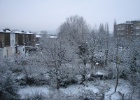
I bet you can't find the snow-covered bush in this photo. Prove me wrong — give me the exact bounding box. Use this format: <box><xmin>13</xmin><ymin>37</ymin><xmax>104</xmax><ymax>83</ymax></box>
<box><xmin>78</xmin><ymin>90</ymin><xmax>96</xmax><ymax>100</ymax></box>
<box><xmin>0</xmin><ymin>59</ymin><xmax>11</xmax><ymax>74</ymax></box>
<box><xmin>58</xmin><ymin>65</ymin><xmax>78</xmax><ymax>87</ymax></box>
<box><xmin>25</xmin><ymin>74</ymin><xmax>50</xmax><ymax>86</ymax></box>
<box><xmin>48</xmin><ymin>67</ymin><xmax>77</xmax><ymax>88</ymax></box>
<box><xmin>74</xmin><ymin>74</ymin><xmax>83</xmax><ymax>84</ymax></box>
<box><xmin>14</xmin><ymin>73</ymin><xmax>27</xmax><ymax>85</ymax></box>
<box><xmin>47</xmin><ymin>63</ymin><xmax>82</xmax><ymax>88</ymax></box>
<box><xmin>78</xmin><ymin>90</ymin><xmax>104</xmax><ymax>100</ymax></box>
<box><xmin>0</xmin><ymin>71</ymin><xmax>20</xmax><ymax>100</ymax></box>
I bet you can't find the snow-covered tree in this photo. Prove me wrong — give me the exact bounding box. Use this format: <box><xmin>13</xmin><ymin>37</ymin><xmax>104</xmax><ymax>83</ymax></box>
<box><xmin>58</xmin><ymin>15</ymin><xmax>91</xmax><ymax>85</ymax></box>
<box><xmin>0</xmin><ymin>71</ymin><xmax>20</xmax><ymax>100</ymax></box>
<box><xmin>87</xmin><ymin>29</ymin><xmax>98</xmax><ymax>74</ymax></box>
<box><xmin>39</xmin><ymin>36</ymin><xmax>74</xmax><ymax>89</ymax></box>
<box><xmin>89</xmin><ymin>23</ymin><xmax>110</xmax><ymax>67</ymax></box>
<box><xmin>58</xmin><ymin>15</ymin><xmax>89</xmax><ymax>47</ymax></box>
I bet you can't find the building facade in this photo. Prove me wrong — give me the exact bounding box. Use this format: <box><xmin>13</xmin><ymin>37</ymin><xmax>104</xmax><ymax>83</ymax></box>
<box><xmin>114</xmin><ymin>20</ymin><xmax>140</xmax><ymax>37</ymax></box>
<box><xmin>0</xmin><ymin>29</ymin><xmax>35</xmax><ymax>58</ymax></box>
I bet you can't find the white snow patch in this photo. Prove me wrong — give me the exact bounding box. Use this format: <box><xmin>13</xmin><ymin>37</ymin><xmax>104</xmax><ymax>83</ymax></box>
<box><xmin>49</xmin><ymin>35</ymin><xmax>57</xmax><ymax>38</ymax></box>
<box><xmin>60</xmin><ymin>84</ymin><xmax>99</xmax><ymax>96</ymax></box>
<box><xmin>85</xmin><ymin>84</ymin><xmax>99</xmax><ymax>93</ymax></box>
<box><xmin>13</xmin><ymin>31</ymin><xmax>23</xmax><ymax>34</ymax></box>
<box><xmin>36</xmin><ymin>34</ymin><xmax>41</xmax><ymax>38</ymax></box>
<box><xmin>16</xmin><ymin>74</ymin><xmax>25</xmax><ymax>80</ymax></box>
<box><xmin>95</xmin><ymin>70</ymin><xmax>108</xmax><ymax>76</ymax></box>
<box><xmin>25</xmin><ymin>32</ymin><xmax>34</xmax><ymax>34</ymax></box>
<box><xmin>111</xmin><ymin>92</ymin><xmax>123</xmax><ymax>100</ymax></box>
<box><xmin>96</xmin><ymin>71</ymin><xmax>104</xmax><ymax>75</ymax></box>
<box><xmin>105</xmin><ymin>79</ymin><xmax>132</xmax><ymax>100</ymax></box>
<box><xmin>18</xmin><ymin>86</ymin><xmax>49</xmax><ymax>99</ymax></box>
<box><xmin>35</xmin><ymin>44</ymin><xmax>40</xmax><ymax>46</ymax></box>
<box><xmin>96</xmin><ymin>62</ymin><xmax>99</xmax><ymax>65</ymax></box>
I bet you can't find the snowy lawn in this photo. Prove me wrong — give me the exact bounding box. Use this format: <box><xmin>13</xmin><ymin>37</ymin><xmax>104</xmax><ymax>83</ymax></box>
<box><xmin>60</xmin><ymin>82</ymin><xmax>99</xmax><ymax>96</ymax></box>
<box><xmin>104</xmin><ymin>79</ymin><xmax>132</xmax><ymax>100</ymax></box>
<box><xmin>18</xmin><ymin>86</ymin><xmax>50</xmax><ymax>99</ymax></box>
<box><xmin>18</xmin><ymin>79</ymin><xmax>133</xmax><ymax>100</ymax></box>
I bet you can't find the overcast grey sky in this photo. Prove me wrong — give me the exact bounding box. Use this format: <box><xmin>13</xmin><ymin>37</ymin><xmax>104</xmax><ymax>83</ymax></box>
<box><xmin>0</xmin><ymin>0</ymin><xmax>140</xmax><ymax>33</ymax></box>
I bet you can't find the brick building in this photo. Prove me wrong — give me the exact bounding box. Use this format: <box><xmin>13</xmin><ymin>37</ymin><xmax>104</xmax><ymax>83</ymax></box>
<box><xmin>114</xmin><ymin>20</ymin><xmax>140</xmax><ymax>37</ymax></box>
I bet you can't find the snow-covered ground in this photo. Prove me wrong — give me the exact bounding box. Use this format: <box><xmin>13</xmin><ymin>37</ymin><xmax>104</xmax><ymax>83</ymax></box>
<box><xmin>18</xmin><ymin>86</ymin><xmax>49</xmax><ymax>99</ymax></box>
<box><xmin>104</xmin><ymin>79</ymin><xmax>132</xmax><ymax>100</ymax></box>
<box><xmin>18</xmin><ymin>79</ymin><xmax>138</xmax><ymax>100</ymax></box>
<box><xmin>60</xmin><ymin>83</ymin><xmax>99</xmax><ymax>96</ymax></box>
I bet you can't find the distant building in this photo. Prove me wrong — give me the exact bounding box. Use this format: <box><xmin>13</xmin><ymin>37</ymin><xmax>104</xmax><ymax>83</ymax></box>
<box><xmin>114</xmin><ymin>20</ymin><xmax>140</xmax><ymax>37</ymax></box>
<box><xmin>0</xmin><ymin>29</ymin><xmax>35</xmax><ymax>58</ymax></box>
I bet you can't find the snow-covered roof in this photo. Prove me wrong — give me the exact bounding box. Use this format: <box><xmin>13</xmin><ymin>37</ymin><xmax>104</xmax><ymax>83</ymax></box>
<box><xmin>13</xmin><ymin>31</ymin><xmax>23</xmax><ymax>34</ymax></box>
<box><xmin>0</xmin><ymin>29</ymin><xmax>37</xmax><ymax>35</ymax></box>
<box><xmin>36</xmin><ymin>34</ymin><xmax>41</xmax><ymax>38</ymax></box>
<box><xmin>25</xmin><ymin>32</ymin><xmax>34</xmax><ymax>34</ymax></box>
<box><xmin>5</xmin><ymin>30</ymin><xmax>11</xmax><ymax>33</ymax></box>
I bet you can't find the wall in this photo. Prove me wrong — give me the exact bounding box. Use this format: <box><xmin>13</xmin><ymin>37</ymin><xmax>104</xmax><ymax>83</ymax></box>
<box><xmin>3</xmin><ymin>47</ymin><xmax>15</xmax><ymax>57</ymax></box>
<box><xmin>0</xmin><ymin>46</ymin><xmax>25</xmax><ymax>58</ymax></box>
<box><xmin>0</xmin><ymin>48</ymin><xmax>3</xmax><ymax>60</ymax></box>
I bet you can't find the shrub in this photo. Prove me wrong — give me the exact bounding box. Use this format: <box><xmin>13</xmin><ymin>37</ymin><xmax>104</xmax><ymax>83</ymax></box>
<box><xmin>0</xmin><ymin>71</ymin><xmax>20</xmax><ymax>100</ymax></box>
<box><xmin>59</xmin><ymin>78</ymin><xmax>77</xmax><ymax>88</ymax></box>
<box><xmin>78</xmin><ymin>90</ymin><xmax>96</xmax><ymax>100</ymax></box>
<box><xmin>24</xmin><ymin>74</ymin><xmax>49</xmax><ymax>86</ymax></box>
<box><xmin>78</xmin><ymin>90</ymin><xmax>104</xmax><ymax>100</ymax></box>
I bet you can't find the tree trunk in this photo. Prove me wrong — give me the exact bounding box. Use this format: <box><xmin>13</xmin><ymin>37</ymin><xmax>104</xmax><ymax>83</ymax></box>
<box><xmin>105</xmin><ymin>33</ymin><xmax>109</xmax><ymax>66</ymax></box>
<box><xmin>91</xmin><ymin>56</ymin><xmax>94</xmax><ymax>75</ymax></box>
<box><xmin>81</xmin><ymin>60</ymin><xmax>87</xmax><ymax>86</ymax></box>
<box><xmin>56</xmin><ymin>66</ymin><xmax>60</xmax><ymax>90</ymax></box>
<box><xmin>115</xmin><ymin>37</ymin><xmax>119</xmax><ymax>93</ymax></box>
<box><xmin>115</xmin><ymin>63</ymin><xmax>119</xmax><ymax>92</ymax></box>
<box><xmin>56</xmin><ymin>77</ymin><xmax>60</xmax><ymax>90</ymax></box>
<box><xmin>105</xmin><ymin>49</ymin><xmax>108</xmax><ymax>65</ymax></box>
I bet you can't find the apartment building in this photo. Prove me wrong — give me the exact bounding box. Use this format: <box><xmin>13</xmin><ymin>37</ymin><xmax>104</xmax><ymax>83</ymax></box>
<box><xmin>0</xmin><ymin>29</ymin><xmax>35</xmax><ymax>58</ymax></box>
<box><xmin>114</xmin><ymin>20</ymin><xmax>140</xmax><ymax>37</ymax></box>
